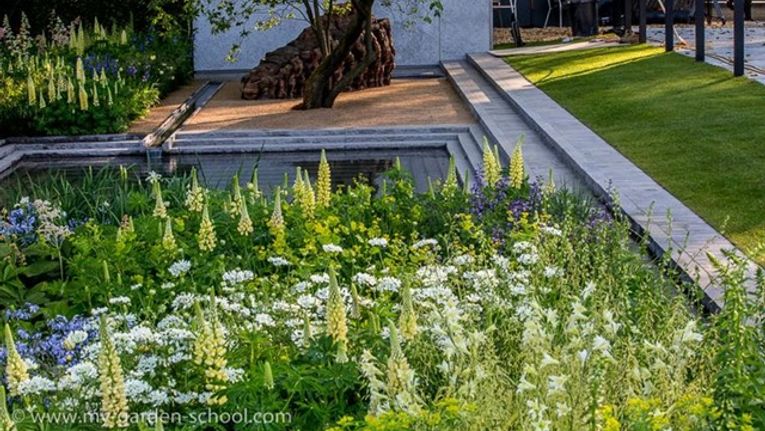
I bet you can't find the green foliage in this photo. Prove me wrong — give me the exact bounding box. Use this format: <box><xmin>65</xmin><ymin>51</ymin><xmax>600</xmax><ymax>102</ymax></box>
<box><xmin>0</xmin><ymin>160</ymin><xmax>763</xmax><ymax>430</ymax></box>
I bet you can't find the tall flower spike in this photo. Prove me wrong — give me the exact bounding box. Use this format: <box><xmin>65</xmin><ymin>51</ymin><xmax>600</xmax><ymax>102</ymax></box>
<box><xmin>510</xmin><ymin>136</ymin><xmax>525</xmax><ymax>190</ymax></box>
<box><xmin>302</xmin><ymin>312</ymin><xmax>313</xmax><ymax>348</ymax></box>
<box><xmin>27</xmin><ymin>75</ymin><xmax>36</xmax><ymax>106</ymax></box>
<box><xmin>3</xmin><ymin>323</ymin><xmax>29</xmax><ymax>397</ymax></box>
<box><xmin>0</xmin><ymin>385</ymin><xmax>15</xmax><ymax>431</ymax></box>
<box><xmin>482</xmin><ymin>138</ymin><xmax>500</xmax><ymax>187</ymax></box>
<box><xmin>292</xmin><ymin>167</ymin><xmax>305</xmax><ymax>202</ymax></box>
<box><xmin>193</xmin><ymin>299</ymin><xmax>229</xmax><ymax>406</ymax></box>
<box><xmin>197</xmin><ymin>203</ymin><xmax>217</xmax><ymax>252</ymax></box>
<box><xmin>226</xmin><ymin>174</ymin><xmax>243</xmax><ymax>218</ymax></box>
<box><xmin>98</xmin><ymin>316</ymin><xmax>129</xmax><ymax>429</ymax></box>
<box><xmin>398</xmin><ymin>283</ymin><xmax>417</xmax><ymax>341</ymax></box>
<box><xmin>544</xmin><ymin>168</ymin><xmax>556</xmax><ymax>197</ymax></box>
<box><xmin>300</xmin><ymin>170</ymin><xmax>316</xmax><ymax>218</ymax></box>
<box><xmin>268</xmin><ymin>188</ymin><xmax>285</xmax><ymax>234</ymax></box>
<box><xmin>162</xmin><ymin>219</ymin><xmax>176</xmax><ymax>251</ymax></box>
<box><xmin>152</xmin><ymin>181</ymin><xmax>167</xmax><ymax>219</ymax></box>
<box><xmin>247</xmin><ymin>168</ymin><xmax>261</xmax><ymax>201</ymax></box>
<box><xmin>66</xmin><ymin>78</ymin><xmax>74</xmax><ymax>104</ymax></box>
<box><xmin>76</xmin><ymin>57</ymin><xmax>85</xmax><ymax>82</ymax></box>
<box><xmin>78</xmin><ymin>84</ymin><xmax>88</xmax><ymax>111</ymax></box>
<box><xmin>120</xmin><ymin>29</ymin><xmax>127</xmax><ymax>45</ymax></box>
<box><xmin>185</xmin><ymin>167</ymin><xmax>205</xmax><ymax>212</ymax></box>
<box><xmin>237</xmin><ymin>196</ymin><xmax>253</xmax><ymax>236</ymax></box>
<box><xmin>92</xmin><ymin>82</ymin><xmax>100</xmax><ymax>107</ymax></box>
<box><xmin>443</xmin><ymin>157</ymin><xmax>458</xmax><ymax>195</ymax></box>
<box><xmin>316</xmin><ymin>150</ymin><xmax>332</xmax><ymax>208</ymax></box>
<box><xmin>326</xmin><ymin>268</ymin><xmax>349</xmax><ymax>363</ymax></box>
<box><xmin>385</xmin><ymin>322</ymin><xmax>419</xmax><ymax>413</ymax></box>
<box><xmin>263</xmin><ymin>361</ymin><xmax>274</xmax><ymax>390</ymax></box>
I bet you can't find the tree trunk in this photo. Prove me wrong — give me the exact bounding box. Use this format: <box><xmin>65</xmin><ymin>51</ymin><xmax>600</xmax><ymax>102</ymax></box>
<box><xmin>300</xmin><ymin>0</ymin><xmax>375</xmax><ymax>109</ymax></box>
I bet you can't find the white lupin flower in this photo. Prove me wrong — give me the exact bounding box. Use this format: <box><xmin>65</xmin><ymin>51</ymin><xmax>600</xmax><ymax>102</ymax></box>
<box><xmin>169</xmin><ymin>260</ymin><xmax>191</xmax><ymax>278</ymax></box>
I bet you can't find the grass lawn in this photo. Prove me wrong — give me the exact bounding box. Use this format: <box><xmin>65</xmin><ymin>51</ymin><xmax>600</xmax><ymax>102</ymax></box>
<box><xmin>506</xmin><ymin>45</ymin><xmax>765</xmax><ymax>263</ymax></box>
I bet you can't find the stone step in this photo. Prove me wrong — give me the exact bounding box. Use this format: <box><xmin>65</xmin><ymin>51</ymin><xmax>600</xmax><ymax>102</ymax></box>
<box><xmin>171</xmin><ymin>132</ymin><xmax>466</xmax><ymax>148</ymax></box>
<box><xmin>442</xmin><ymin>59</ymin><xmax>587</xmax><ymax>191</ymax></box>
<box><xmin>167</xmin><ymin>140</ymin><xmax>453</xmax><ymax>155</ymax></box>
<box><xmin>0</xmin><ymin>151</ymin><xmax>24</xmax><ymax>181</ymax></box>
<box><xmin>20</xmin><ymin>140</ymin><xmax>143</xmax><ymax>152</ymax></box>
<box><xmin>22</xmin><ymin>146</ymin><xmax>147</xmax><ymax>158</ymax></box>
<box><xmin>174</xmin><ymin>125</ymin><xmax>472</xmax><ymax>140</ymax></box>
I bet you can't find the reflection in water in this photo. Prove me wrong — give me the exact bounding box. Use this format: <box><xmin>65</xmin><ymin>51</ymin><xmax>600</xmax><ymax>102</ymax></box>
<box><xmin>3</xmin><ymin>148</ymin><xmax>451</xmax><ymax>195</ymax></box>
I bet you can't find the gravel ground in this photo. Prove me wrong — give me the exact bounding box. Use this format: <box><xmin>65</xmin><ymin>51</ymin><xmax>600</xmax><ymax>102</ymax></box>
<box><xmin>182</xmin><ymin>78</ymin><xmax>475</xmax><ymax>131</ymax></box>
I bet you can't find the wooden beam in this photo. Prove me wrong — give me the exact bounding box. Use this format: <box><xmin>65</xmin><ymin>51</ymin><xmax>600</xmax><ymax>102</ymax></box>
<box><xmin>734</xmin><ymin>0</ymin><xmax>745</xmax><ymax>76</ymax></box>
<box><xmin>639</xmin><ymin>0</ymin><xmax>647</xmax><ymax>43</ymax></box>
<box><xmin>665</xmin><ymin>0</ymin><xmax>674</xmax><ymax>51</ymax></box>
<box><xmin>695</xmin><ymin>0</ymin><xmax>704</xmax><ymax>61</ymax></box>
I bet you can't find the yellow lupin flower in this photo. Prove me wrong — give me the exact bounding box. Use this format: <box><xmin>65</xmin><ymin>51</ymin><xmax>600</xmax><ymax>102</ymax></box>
<box><xmin>78</xmin><ymin>84</ymin><xmax>88</xmax><ymax>111</ymax></box>
<box><xmin>66</xmin><ymin>77</ymin><xmax>74</xmax><ymax>104</ymax></box>
<box><xmin>225</xmin><ymin>175</ymin><xmax>243</xmax><ymax>218</ymax></box>
<box><xmin>76</xmin><ymin>57</ymin><xmax>85</xmax><ymax>83</ymax></box>
<box><xmin>92</xmin><ymin>82</ymin><xmax>100</xmax><ymax>107</ymax></box>
<box><xmin>268</xmin><ymin>188</ymin><xmax>285</xmax><ymax>235</ymax></box>
<box><xmin>197</xmin><ymin>204</ymin><xmax>217</xmax><ymax>252</ymax></box>
<box><xmin>120</xmin><ymin>30</ymin><xmax>128</xmax><ymax>45</ymax></box>
<box><xmin>326</xmin><ymin>268</ymin><xmax>349</xmax><ymax>363</ymax></box>
<box><xmin>38</xmin><ymin>90</ymin><xmax>46</xmax><ymax>109</ymax></box>
<box><xmin>193</xmin><ymin>299</ymin><xmax>229</xmax><ymax>406</ymax></box>
<box><xmin>398</xmin><ymin>283</ymin><xmax>417</xmax><ymax>341</ymax></box>
<box><xmin>162</xmin><ymin>219</ymin><xmax>176</xmax><ymax>251</ymax></box>
<box><xmin>98</xmin><ymin>316</ymin><xmax>129</xmax><ymax>429</ymax></box>
<box><xmin>509</xmin><ymin>136</ymin><xmax>525</xmax><ymax>190</ymax></box>
<box><xmin>292</xmin><ymin>167</ymin><xmax>306</xmax><ymax>203</ymax></box>
<box><xmin>237</xmin><ymin>197</ymin><xmax>253</xmax><ymax>236</ymax></box>
<box><xmin>184</xmin><ymin>168</ymin><xmax>205</xmax><ymax>212</ymax></box>
<box><xmin>47</xmin><ymin>76</ymin><xmax>56</xmax><ymax>102</ymax></box>
<box><xmin>152</xmin><ymin>182</ymin><xmax>167</xmax><ymax>219</ymax></box>
<box><xmin>27</xmin><ymin>76</ymin><xmax>36</xmax><ymax>106</ymax></box>
<box><xmin>0</xmin><ymin>385</ymin><xmax>15</xmax><ymax>431</ymax></box>
<box><xmin>543</xmin><ymin>168</ymin><xmax>556</xmax><ymax>197</ymax></box>
<box><xmin>300</xmin><ymin>170</ymin><xmax>316</xmax><ymax>218</ymax></box>
<box><xmin>3</xmin><ymin>324</ymin><xmax>29</xmax><ymax>397</ymax></box>
<box><xmin>316</xmin><ymin>150</ymin><xmax>332</xmax><ymax>208</ymax></box>
<box><xmin>482</xmin><ymin>138</ymin><xmax>501</xmax><ymax>187</ymax></box>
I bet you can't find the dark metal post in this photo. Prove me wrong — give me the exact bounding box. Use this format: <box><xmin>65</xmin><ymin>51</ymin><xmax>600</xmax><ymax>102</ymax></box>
<box><xmin>639</xmin><ymin>0</ymin><xmax>647</xmax><ymax>43</ymax></box>
<box><xmin>734</xmin><ymin>0</ymin><xmax>745</xmax><ymax>76</ymax></box>
<box><xmin>625</xmin><ymin>0</ymin><xmax>633</xmax><ymax>35</ymax></box>
<box><xmin>695</xmin><ymin>0</ymin><xmax>705</xmax><ymax>61</ymax></box>
<box><xmin>665</xmin><ymin>0</ymin><xmax>674</xmax><ymax>51</ymax></box>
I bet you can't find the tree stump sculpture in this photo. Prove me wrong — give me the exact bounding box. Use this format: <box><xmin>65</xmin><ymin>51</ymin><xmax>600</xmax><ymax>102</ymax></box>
<box><xmin>241</xmin><ymin>12</ymin><xmax>395</xmax><ymax>100</ymax></box>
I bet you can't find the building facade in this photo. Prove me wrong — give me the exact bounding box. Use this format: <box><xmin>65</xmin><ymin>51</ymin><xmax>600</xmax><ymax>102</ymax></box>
<box><xmin>193</xmin><ymin>0</ymin><xmax>492</xmax><ymax>72</ymax></box>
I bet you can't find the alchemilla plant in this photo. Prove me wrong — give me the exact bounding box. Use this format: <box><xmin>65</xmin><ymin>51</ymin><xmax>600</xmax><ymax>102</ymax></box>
<box><xmin>0</xmin><ymin>146</ymin><xmax>763</xmax><ymax>430</ymax></box>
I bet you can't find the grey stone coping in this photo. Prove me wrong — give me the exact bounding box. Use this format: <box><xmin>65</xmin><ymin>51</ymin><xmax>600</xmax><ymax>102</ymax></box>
<box><xmin>490</xmin><ymin>40</ymin><xmax>622</xmax><ymax>57</ymax></box>
<box><xmin>467</xmin><ymin>52</ymin><xmax>759</xmax><ymax>311</ymax></box>
<box><xmin>441</xmin><ymin>59</ymin><xmax>588</xmax><ymax>194</ymax></box>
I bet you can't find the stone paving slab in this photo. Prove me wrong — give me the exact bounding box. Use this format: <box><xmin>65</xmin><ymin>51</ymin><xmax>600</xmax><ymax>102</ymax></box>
<box><xmin>646</xmin><ymin>24</ymin><xmax>765</xmax><ymax>85</ymax></box>
<box><xmin>468</xmin><ymin>52</ymin><xmax>759</xmax><ymax>311</ymax></box>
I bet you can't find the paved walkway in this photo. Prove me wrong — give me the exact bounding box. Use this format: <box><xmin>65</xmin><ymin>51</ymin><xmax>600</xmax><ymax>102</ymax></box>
<box><xmin>462</xmin><ymin>53</ymin><xmax>758</xmax><ymax>311</ymax></box>
<box><xmin>646</xmin><ymin>23</ymin><xmax>765</xmax><ymax>84</ymax></box>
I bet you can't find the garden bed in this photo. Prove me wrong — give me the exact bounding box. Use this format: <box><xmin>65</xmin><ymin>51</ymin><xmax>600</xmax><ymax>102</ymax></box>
<box><xmin>0</xmin><ymin>143</ymin><xmax>763</xmax><ymax>430</ymax></box>
<box><xmin>0</xmin><ymin>13</ymin><xmax>192</xmax><ymax>137</ymax></box>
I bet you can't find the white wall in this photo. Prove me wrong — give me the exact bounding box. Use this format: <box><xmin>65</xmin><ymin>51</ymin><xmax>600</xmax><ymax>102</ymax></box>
<box><xmin>193</xmin><ymin>0</ymin><xmax>492</xmax><ymax>72</ymax></box>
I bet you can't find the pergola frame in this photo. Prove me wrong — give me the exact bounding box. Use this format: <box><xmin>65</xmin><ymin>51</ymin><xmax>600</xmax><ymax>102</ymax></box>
<box><xmin>639</xmin><ymin>0</ymin><xmax>747</xmax><ymax>76</ymax></box>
